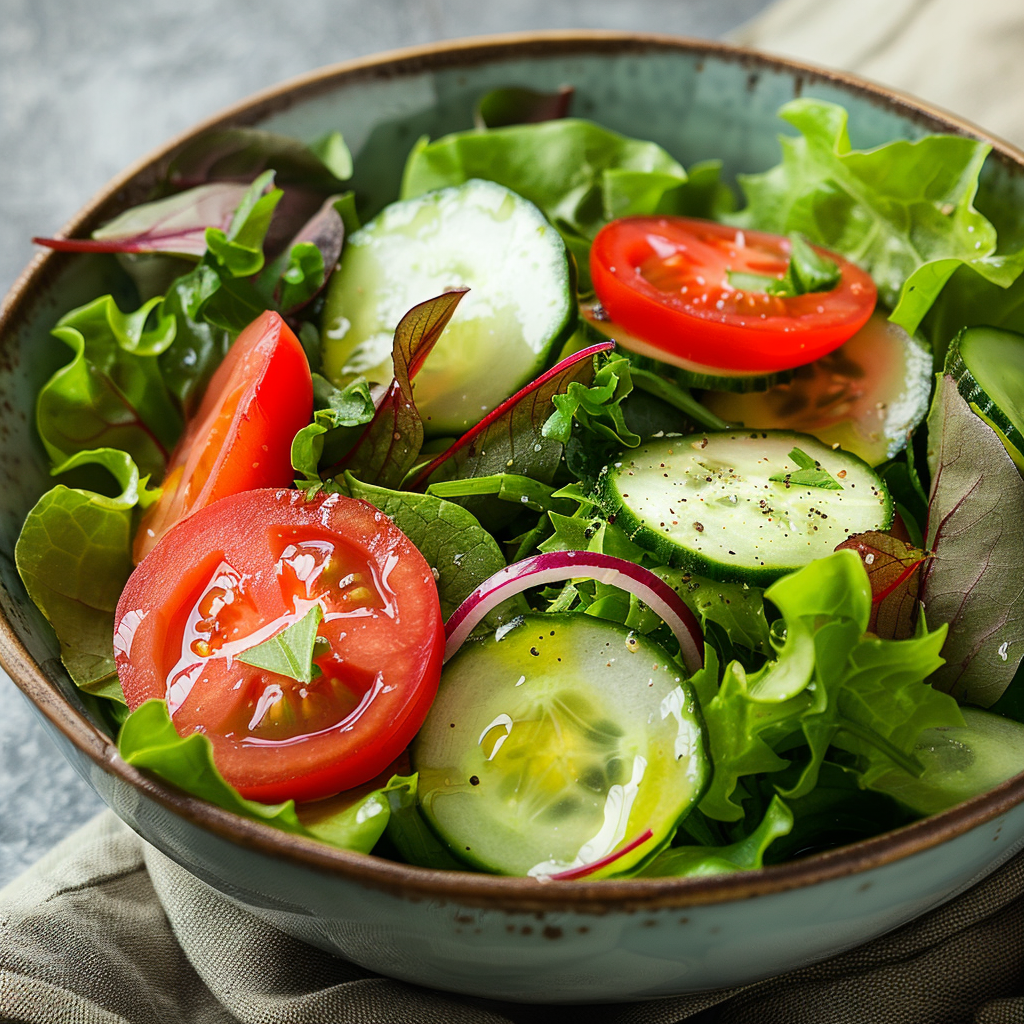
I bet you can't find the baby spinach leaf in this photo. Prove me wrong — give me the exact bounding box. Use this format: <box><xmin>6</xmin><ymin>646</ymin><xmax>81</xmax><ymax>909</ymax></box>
<box><xmin>166</xmin><ymin>127</ymin><xmax>353</xmax><ymax>193</ymax></box>
<box><xmin>474</xmin><ymin>85</ymin><xmax>574</xmax><ymax>130</ymax></box>
<box><xmin>922</xmin><ymin>375</ymin><xmax>1024</xmax><ymax>704</ymax></box>
<box><xmin>119</xmin><ymin>699</ymin><xmax>389</xmax><ymax>853</ymax></box>
<box><xmin>38</xmin><ymin>295</ymin><xmax>182</xmax><ymax>480</ymax></box>
<box><xmin>342</xmin><ymin>474</ymin><xmax>511</xmax><ymax>620</ymax></box>
<box><xmin>338</xmin><ymin>290</ymin><xmax>466</xmax><ymax>489</ymax></box>
<box><xmin>236</xmin><ymin>605</ymin><xmax>324</xmax><ymax>684</ymax></box>
<box><xmin>15</xmin><ymin>449</ymin><xmax>159</xmax><ymax>701</ymax></box>
<box><xmin>638</xmin><ymin>797</ymin><xmax>793</xmax><ymax>877</ymax></box>
<box><xmin>732</xmin><ymin>98</ymin><xmax>1019</xmax><ymax>333</ymax></box>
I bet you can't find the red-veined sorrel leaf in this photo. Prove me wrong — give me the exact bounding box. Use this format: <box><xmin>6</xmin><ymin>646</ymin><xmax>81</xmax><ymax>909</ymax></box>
<box><xmin>336</xmin><ymin>290</ymin><xmax>468</xmax><ymax>488</ymax></box>
<box><xmin>34</xmin><ymin>183</ymin><xmax>250</xmax><ymax>257</ymax></box>
<box><xmin>474</xmin><ymin>85</ymin><xmax>575</xmax><ymax>130</ymax></box>
<box><xmin>272</xmin><ymin>195</ymin><xmax>345</xmax><ymax>313</ymax></box>
<box><xmin>836</xmin><ymin>530</ymin><xmax>927</xmax><ymax>640</ymax></box>
<box><xmin>410</xmin><ymin>342</ymin><xmax>613</xmax><ymax>491</ymax></box>
<box><xmin>921</xmin><ymin>375</ymin><xmax>1024</xmax><ymax>703</ymax></box>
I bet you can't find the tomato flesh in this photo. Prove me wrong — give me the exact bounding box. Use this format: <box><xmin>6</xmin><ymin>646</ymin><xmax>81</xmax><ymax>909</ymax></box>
<box><xmin>115</xmin><ymin>489</ymin><xmax>444</xmax><ymax>803</ymax></box>
<box><xmin>590</xmin><ymin>217</ymin><xmax>877</xmax><ymax>374</ymax></box>
<box><xmin>133</xmin><ymin>310</ymin><xmax>313</xmax><ymax>563</ymax></box>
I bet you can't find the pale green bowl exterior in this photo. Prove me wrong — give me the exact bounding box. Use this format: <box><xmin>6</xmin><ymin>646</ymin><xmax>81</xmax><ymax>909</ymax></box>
<box><xmin>3</xmin><ymin>33</ymin><xmax>1024</xmax><ymax>1003</ymax></box>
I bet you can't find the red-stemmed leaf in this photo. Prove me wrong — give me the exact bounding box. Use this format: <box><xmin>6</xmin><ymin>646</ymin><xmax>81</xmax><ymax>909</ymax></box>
<box><xmin>272</xmin><ymin>195</ymin><xmax>346</xmax><ymax>313</ymax></box>
<box><xmin>409</xmin><ymin>342</ymin><xmax>613</xmax><ymax>491</ymax></box>
<box><xmin>474</xmin><ymin>85</ymin><xmax>575</xmax><ymax>130</ymax></box>
<box><xmin>335</xmin><ymin>290</ymin><xmax>468</xmax><ymax>488</ymax></box>
<box><xmin>921</xmin><ymin>375</ymin><xmax>1024</xmax><ymax>704</ymax></box>
<box><xmin>34</xmin><ymin>183</ymin><xmax>250</xmax><ymax>257</ymax></box>
<box><xmin>835</xmin><ymin>530</ymin><xmax>927</xmax><ymax>640</ymax></box>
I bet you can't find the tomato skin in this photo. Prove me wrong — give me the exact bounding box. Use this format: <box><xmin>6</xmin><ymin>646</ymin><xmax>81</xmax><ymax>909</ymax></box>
<box><xmin>133</xmin><ymin>311</ymin><xmax>313</xmax><ymax>563</ymax></box>
<box><xmin>115</xmin><ymin>489</ymin><xmax>444</xmax><ymax>803</ymax></box>
<box><xmin>589</xmin><ymin>217</ymin><xmax>877</xmax><ymax>374</ymax></box>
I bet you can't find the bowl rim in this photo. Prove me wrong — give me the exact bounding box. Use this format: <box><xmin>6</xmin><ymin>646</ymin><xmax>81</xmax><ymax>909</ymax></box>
<box><xmin>3</xmin><ymin>28</ymin><xmax>1024</xmax><ymax>914</ymax></box>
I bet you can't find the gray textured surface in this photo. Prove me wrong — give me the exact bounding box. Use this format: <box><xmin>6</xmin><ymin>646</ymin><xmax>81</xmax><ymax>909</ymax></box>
<box><xmin>0</xmin><ymin>0</ymin><xmax>770</xmax><ymax>888</ymax></box>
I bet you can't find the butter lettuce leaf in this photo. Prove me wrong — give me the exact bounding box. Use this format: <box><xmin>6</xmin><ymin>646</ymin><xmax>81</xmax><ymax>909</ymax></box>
<box><xmin>119</xmin><ymin>700</ymin><xmax>389</xmax><ymax>853</ymax></box>
<box><xmin>14</xmin><ymin>449</ymin><xmax>159</xmax><ymax>701</ymax></box>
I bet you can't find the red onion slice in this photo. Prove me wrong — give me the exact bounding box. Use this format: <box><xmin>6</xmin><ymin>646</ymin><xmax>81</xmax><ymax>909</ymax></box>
<box><xmin>547</xmin><ymin>829</ymin><xmax>655</xmax><ymax>882</ymax></box>
<box><xmin>443</xmin><ymin>551</ymin><xmax>704</xmax><ymax>674</ymax></box>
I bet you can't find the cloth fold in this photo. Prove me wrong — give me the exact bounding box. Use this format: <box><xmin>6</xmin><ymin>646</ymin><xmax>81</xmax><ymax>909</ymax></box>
<box><xmin>1</xmin><ymin>811</ymin><xmax>1024</xmax><ymax>1024</ymax></box>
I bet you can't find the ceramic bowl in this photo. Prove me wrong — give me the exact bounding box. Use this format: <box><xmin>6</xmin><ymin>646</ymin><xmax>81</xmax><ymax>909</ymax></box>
<box><xmin>3</xmin><ymin>31</ymin><xmax>1024</xmax><ymax>1004</ymax></box>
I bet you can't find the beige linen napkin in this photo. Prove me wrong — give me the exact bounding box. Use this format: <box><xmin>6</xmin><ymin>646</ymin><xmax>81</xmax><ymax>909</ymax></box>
<box><xmin>2</xmin><ymin>811</ymin><xmax>1024</xmax><ymax>1023</ymax></box>
<box><xmin>731</xmin><ymin>0</ymin><xmax>1024</xmax><ymax>148</ymax></box>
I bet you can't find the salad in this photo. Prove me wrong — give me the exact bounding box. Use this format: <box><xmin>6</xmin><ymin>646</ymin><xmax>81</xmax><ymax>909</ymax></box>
<box><xmin>16</xmin><ymin>86</ymin><xmax>1024</xmax><ymax>880</ymax></box>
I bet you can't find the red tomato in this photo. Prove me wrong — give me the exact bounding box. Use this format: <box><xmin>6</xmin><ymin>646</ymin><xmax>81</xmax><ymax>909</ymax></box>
<box><xmin>114</xmin><ymin>489</ymin><xmax>444</xmax><ymax>803</ymax></box>
<box><xmin>133</xmin><ymin>311</ymin><xmax>313</xmax><ymax>563</ymax></box>
<box><xmin>589</xmin><ymin>217</ymin><xmax>876</xmax><ymax>374</ymax></box>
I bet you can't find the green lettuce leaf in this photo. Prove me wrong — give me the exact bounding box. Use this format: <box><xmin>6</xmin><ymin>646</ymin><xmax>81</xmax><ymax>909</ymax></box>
<box><xmin>14</xmin><ymin>449</ymin><xmax>159</xmax><ymax>701</ymax></box>
<box><xmin>401</xmin><ymin>118</ymin><xmax>686</xmax><ymax>241</ymax></box>
<box><xmin>638</xmin><ymin>797</ymin><xmax>793</xmax><ymax>877</ymax></box>
<box><xmin>119</xmin><ymin>700</ymin><xmax>389</xmax><ymax>852</ymax></box>
<box><xmin>731</xmin><ymin>98</ymin><xmax>1021</xmax><ymax>333</ymax></box>
<box><xmin>236</xmin><ymin>605</ymin><xmax>325</xmax><ymax>684</ymax></box>
<box><xmin>37</xmin><ymin>295</ymin><xmax>182</xmax><ymax>479</ymax></box>
<box><xmin>695</xmin><ymin>550</ymin><xmax>960</xmax><ymax>821</ymax></box>
<box><xmin>542</xmin><ymin>352</ymin><xmax>640</xmax><ymax>448</ymax></box>
<box><xmin>291</xmin><ymin>374</ymin><xmax>375</xmax><ymax>489</ymax></box>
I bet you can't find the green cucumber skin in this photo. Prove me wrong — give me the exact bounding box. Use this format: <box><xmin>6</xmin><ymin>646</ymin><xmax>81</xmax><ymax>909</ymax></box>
<box><xmin>948</xmin><ymin>325</ymin><xmax>1024</xmax><ymax>454</ymax></box>
<box><xmin>597</xmin><ymin>431</ymin><xmax>893</xmax><ymax>586</ymax></box>
<box><xmin>412</xmin><ymin>614</ymin><xmax>710</xmax><ymax>878</ymax></box>
<box><xmin>678</xmin><ymin>366</ymin><xmax>794</xmax><ymax>394</ymax></box>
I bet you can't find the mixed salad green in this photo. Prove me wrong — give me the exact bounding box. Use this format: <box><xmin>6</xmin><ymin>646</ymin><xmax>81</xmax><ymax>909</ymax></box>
<box><xmin>15</xmin><ymin>87</ymin><xmax>1024</xmax><ymax>879</ymax></box>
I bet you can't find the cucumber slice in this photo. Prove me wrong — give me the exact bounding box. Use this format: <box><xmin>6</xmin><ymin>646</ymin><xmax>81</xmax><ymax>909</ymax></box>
<box><xmin>412</xmin><ymin>614</ymin><xmax>709</xmax><ymax>878</ymax></box>
<box><xmin>866</xmin><ymin>708</ymin><xmax>1024</xmax><ymax>816</ymax></box>
<box><xmin>598</xmin><ymin>431</ymin><xmax>892</xmax><ymax>585</ymax></box>
<box><xmin>703</xmin><ymin>312</ymin><xmax>932</xmax><ymax>465</ymax></box>
<box><xmin>321</xmin><ymin>179</ymin><xmax>574</xmax><ymax>436</ymax></box>
<box><xmin>947</xmin><ymin>325</ymin><xmax>1024</xmax><ymax>459</ymax></box>
<box><xmin>580</xmin><ymin>302</ymin><xmax>792</xmax><ymax>392</ymax></box>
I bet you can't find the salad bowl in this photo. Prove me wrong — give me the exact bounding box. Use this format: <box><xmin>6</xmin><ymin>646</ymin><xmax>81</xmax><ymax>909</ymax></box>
<box><xmin>3</xmin><ymin>30</ymin><xmax>1024</xmax><ymax>1003</ymax></box>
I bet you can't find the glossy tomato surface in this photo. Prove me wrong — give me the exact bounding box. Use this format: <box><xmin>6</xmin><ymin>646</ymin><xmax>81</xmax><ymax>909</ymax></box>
<box><xmin>590</xmin><ymin>217</ymin><xmax>876</xmax><ymax>374</ymax></box>
<box><xmin>115</xmin><ymin>488</ymin><xmax>444</xmax><ymax>803</ymax></box>
<box><xmin>133</xmin><ymin>310</ymin><xmax>313</xmax><ymax>563</ymax></box>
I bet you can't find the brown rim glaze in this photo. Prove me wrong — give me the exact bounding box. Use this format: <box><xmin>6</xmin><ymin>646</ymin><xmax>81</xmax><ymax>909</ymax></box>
<box><xmin>3</xmin><ymin>30</ymin><xmax>1024</xmax><ymax>915</ymax></box>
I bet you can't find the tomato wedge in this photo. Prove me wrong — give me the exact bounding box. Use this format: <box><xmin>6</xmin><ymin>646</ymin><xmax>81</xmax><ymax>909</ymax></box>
<box><xmin>590</xmin><ymin>217</ymin><xmax>876</xmax><ymax>374</ymax></box>
<box><xmin>114</xmin><ymin>489</ymin><xmax>444</xmax><ymax>803</ymax></box>
<box><xmin>133</xmin><ymin>311</ymin><xmax>313</xmax><ymax>563</ymax></box>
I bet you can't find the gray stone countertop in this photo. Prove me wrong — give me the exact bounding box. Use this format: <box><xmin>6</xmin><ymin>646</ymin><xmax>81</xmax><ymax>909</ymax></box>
<box><xmin>0</xmin><ymin>0</ymin><xmax>769</xmax><ymax>888</ymax></box>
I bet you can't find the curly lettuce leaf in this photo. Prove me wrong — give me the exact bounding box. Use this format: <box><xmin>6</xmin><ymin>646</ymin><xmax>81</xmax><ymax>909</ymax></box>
<box><xmin>119</xmin><ymin>700</ymin><xmax>389</xmax><ymax>853</ymax></box>
<box><xmin>542</xmin><ymin>352</ymin><xmax>639</xmax><ymax>448</ymax></box>
<box><xmin>922</xmin><ymin>375</ymin><xmax>1024</xmax><ymax>703</ymax></box>
<box><xmin>291</xmin><ymin>375</ymin><xmax>375</xmax><ymax>489</ymax></box>
<box><xmin>732</xmin><ymin>98</ymin><xmax>1022</xmax><ymax>334</ymax></box>
<box><xmin>695</xmin><ymin>550</ymin><xmax>960</xmax><ymax>821</ymax></box>
<box><xmin>638</xmin><ymin>797</ymin><xmax>793</xmax><ymax>878</ymax></box>
<box><xmin>14</xmin><ymin>449</ymin><xmax>159</xmax><ymax>701</ymax></box>
<box><xmin>37</xmin><ymin>295</ymin><xmax>182</xmax><ymax>479</ymax></box>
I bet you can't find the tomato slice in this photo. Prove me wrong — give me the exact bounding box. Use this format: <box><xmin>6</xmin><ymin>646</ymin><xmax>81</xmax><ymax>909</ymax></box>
<box><xmin>589</xmin><ymin>217</ymin><xmax>877</xmax><ymax>374</ymax></box>
<box><xmin>133</xmin><ymin>311</ymin><xmax>313</xmax><ymax>563</ymax></box>
<box><xmin>114</xmin><ymin>488</ymin><xmax>444</xmax><ymax>803</ymax></box>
